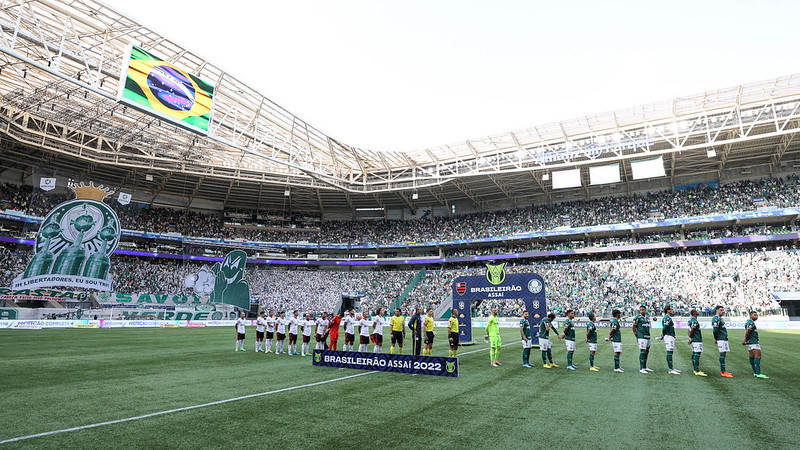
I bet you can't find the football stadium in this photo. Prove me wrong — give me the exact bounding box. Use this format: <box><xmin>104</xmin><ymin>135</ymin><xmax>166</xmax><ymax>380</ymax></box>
<box><xmin>1</xmin><ymin>1</ymin><xmax>800</xmax><ymax>448</ymax></box>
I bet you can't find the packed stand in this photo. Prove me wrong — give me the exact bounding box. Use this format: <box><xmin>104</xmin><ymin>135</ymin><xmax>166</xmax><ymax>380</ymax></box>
<box><xmin>402</xmin><ymin>250</ymin><xmax>792</xmax><ymax>318</ymax></box>
<box><xmin>2</xmin><ymin>176</ymin><xmax>800</xmax><ymax>245</ymax></box>
<box><xmin>0</xmin><ymin>245</ymin><xmax>791</xmax><ymax>317</ymax></box>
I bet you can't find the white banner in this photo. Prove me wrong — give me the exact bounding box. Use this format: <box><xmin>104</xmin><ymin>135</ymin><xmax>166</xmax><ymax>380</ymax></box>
<box><xmin>589</xmin><ymin>164</ymin><xmax>621</xmax><ymax>185</ymax></box>
<box><xmin>12</xmin><ymin>274</ymin><xmax>111</xmax><ymax>291</ymax></box>
<box><xmin>39</xmin><ymin>177</ymin><xmax>56</xmax><ymax>191</ymax></box>
<box><xmin>631</xmin><ymin>156</ymin><xmax>666</xmax><ymax>180</ymax></box>
<box><xmin>117</xmin><ymin>192</ymin><xmax>132</xmax><ymax>205</ymax></box>
<box><xmin>552</xmin><ymin>168</ymin><xmax>582</xmax><ymax>189</ymax></box>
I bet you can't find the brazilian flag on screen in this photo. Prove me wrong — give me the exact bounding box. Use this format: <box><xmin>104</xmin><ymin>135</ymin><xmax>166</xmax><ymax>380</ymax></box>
<box><xmin>117</xmin><ymin>45</ymin><xmax>215</xmax><ymax>134</ymax></box>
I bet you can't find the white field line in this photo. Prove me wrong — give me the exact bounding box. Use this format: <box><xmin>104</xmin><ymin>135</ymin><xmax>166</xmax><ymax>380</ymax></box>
<box><xmin>0</xmin><ymin>343</ymin><xmax>506</xmax><ymax>445</ymax></box>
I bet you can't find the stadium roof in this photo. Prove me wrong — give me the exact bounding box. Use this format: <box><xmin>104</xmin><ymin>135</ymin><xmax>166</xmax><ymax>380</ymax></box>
<box><xmin>2</xmin><ymin>0</ymin><xmax>800</xmax><ymax>214</ymax></box>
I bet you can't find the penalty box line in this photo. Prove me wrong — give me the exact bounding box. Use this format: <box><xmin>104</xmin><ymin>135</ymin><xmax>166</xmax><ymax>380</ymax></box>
<box><xmin>0</xmin><ymin>343</ymin><xmax>502</xmax><ymax>445</ymax></box>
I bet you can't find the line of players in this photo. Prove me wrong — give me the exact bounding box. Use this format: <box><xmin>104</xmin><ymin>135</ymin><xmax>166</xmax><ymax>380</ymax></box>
<box><xmin>234</xmin><ymin>307</ymin><xmax>462</xmax><ymax>357</ymax></box>
<box><xmin>513</xmin><ymin>305</ymin><xmax>768</xmax><ymax>379</ymax></box>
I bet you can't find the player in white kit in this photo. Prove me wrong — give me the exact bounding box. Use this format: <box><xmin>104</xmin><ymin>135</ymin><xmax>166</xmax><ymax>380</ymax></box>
<box><xmin>342</xmin><ymin>310</ymin><xmax>357</xmax><ymax>351</ymax></box>
<box><xmin>275</xmin><ymin>312</ymin><xmax>288</xmax><ymax>355</ymax></box>
<box><xmin>358</xmin><ymin>312</ymin><xmax>372</xmax><ymax>352</ymax></box>
<box><xmin>255</xmin><ymin>311</ymin><xmax>267</xmax><ymax>352</ymax></box>
<box><xmin>235</xmin><ymin>312</ymin><xmax>247</xmax><ymax>352</ymax></box>
<box><xmin>372</xmin><ymin>308</ymin><xmax>387</xmax><ymax>353</ymax></box>
<box><xmin>288</xmin><ymin>310</ymin><xmax>300</xmax><ymax>355</ymax></box>
<box><xmin>264</xmin><ymin>310</ymin><xmax>277</xmax><ymax>353</ymax></box>
<box><xmin>315</xmin><ymin>312</ymin><xmax>330</xmax><ymax>350</ymax></box>
<box><xmin>301</xmin><ymin>313</ymin><xmax>314</xmax><ymax>356</ymax></box>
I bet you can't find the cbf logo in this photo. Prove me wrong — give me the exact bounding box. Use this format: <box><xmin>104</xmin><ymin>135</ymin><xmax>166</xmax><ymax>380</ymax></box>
<box><xmin>13</xmin><ymin>182</ymin><xmax>120</xmax><ymax>291</ymax></box>
<box><xmin>458</xmin><ymin>301</ymin><xmax>465</xmax><ymax>310</ymax></box>
<box><xmin>527</xmin><ymin>279</ymin><xmax>543</xmax><ymax>294</ymax></box>
<box><xmin>485</xmin><ymin>263</ymin><xmax>506</xmax><ymax>285</ymax></box>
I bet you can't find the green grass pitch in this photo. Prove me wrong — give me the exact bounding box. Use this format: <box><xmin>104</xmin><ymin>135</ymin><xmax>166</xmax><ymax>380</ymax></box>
<box><xmin>1</xmin><ymin>327</ymin><xmax>798</xmax><ymax>449</ymax></box>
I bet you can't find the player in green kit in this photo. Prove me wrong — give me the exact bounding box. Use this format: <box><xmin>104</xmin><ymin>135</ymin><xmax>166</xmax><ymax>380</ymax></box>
<box><xmin>538</xmin><ymin>313</ymin><xmax>560</xmax><ymax>368</ymax></box>
<box><xmin>559</xmin><ymin>309</ymin><xmax>578</xmax><ymax>370</ymax></box>
<box><xmin>712</xmin><ymin>305</ymin><xmax>733</xmax><ymax>378</ymax></box>
<box><xmin>632</xmin><ymin>305</ymin><xmax>653</xmax><ymax>374</ymax></box>
<box><xmin>687</xmin><ymin>309</ymin><xmax>707</xmax><ymax>377</ymax></box>
<box><xmin>486</xmin><ymin>307</ymin><xmax>502</xmax><ymax>367</ymax></box>
<box><xmin>657</xmin><ymin>306</ymin><xmax>681</xmax><ymax>375</ymax></box>
<box><xmin>520</xmin><ymin>310</ymin><xmax>533</xmax><ymax>368</ymax></box>
<box><xmin>743</xmin><ymin>311</ymin><xmax>769</xmax><ymax>379</ymax></box>
<box><xmin>604</xmin><ymin>309</ymin><xmax>623</xmax><ymax>372</ymax></box>
<box><xmin>585</xmin><ymin>313</ymin><xmax>599</xmax><ymax>371</ymax></box>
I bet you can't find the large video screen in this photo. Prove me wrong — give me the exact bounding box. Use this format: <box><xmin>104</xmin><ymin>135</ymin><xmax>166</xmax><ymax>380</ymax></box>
<box><xmin>551</xmin><ymin>168</ymin><xmax>582</xmax><ymax>189</ymax></box>
<box><xmin>116</xmin><ymin>45</ymin><xmax>215</xmax><ymax>135</ymax></box>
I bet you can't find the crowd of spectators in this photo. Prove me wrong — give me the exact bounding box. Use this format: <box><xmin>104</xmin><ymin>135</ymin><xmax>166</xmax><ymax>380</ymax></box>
<box><xmin>401</xmin><ymin>249</ymin><xmax>792</xmax><ymax>318</ymax></box>
<box><xmin>106</xmin><ymin>257</ymin><xmax>417</xmax><ymax>313</ymax></box>
<box><xmin>2</xmin><ymin>175</ymin><xmax>799</xmax><ymax>245</ymax></box>
<box><xmin>1</xmin><ymin>244</ymin><xmax>790</xmax><ymax>318</ymax></box>
<box><xmin>1</xmin><ymin>174</ymin><xmax>798</xmax><ymax>319</ymax></box>
<box><xmin>0</xmin><ymin>246</ymin><xmax>414</xmax><ymax>314</ymax></box>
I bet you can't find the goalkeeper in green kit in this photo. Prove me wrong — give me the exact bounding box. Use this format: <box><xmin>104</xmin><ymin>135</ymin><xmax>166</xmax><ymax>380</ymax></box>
<box><xmin>486</xmin><ymin>307</ymin><xmax>502</xmax><ymax>367</ymax></box>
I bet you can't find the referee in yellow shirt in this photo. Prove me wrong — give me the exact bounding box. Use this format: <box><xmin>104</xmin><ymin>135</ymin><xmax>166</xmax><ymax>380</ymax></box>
<box><xmin>390</xmin><ymin>308</ymin><xmax>406</xmax><ymax>354</ymax></box>
<box><xmin>424</xmin><ymin>308</ymin><xmax>436</xmax><ymax>356</ymax></box>
<box><xmin>448</xmin><ymin>308</ymin><xmax>460</xmax><ymax>357</ymax></box>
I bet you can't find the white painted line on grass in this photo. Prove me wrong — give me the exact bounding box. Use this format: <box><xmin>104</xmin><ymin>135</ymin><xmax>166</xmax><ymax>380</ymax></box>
<box><xmin>0</xmin><ymin>342</ymin><xmax>506</xmax><ymax>445</ymax></box>
<box><xmin>0</xmin><ymin>371</ymin><xmax>374</xmax><ymax>445</ymax></box>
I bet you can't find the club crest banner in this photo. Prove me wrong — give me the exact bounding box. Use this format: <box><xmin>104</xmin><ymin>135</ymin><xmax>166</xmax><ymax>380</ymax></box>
<box><xmin>12</xmin><ymin>182</ymin><xmax>120</xmax><ymax>291</ymax></box>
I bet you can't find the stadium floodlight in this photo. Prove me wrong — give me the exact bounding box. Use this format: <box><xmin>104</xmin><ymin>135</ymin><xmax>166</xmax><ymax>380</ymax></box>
<box><xmin>355</xmin><ymin>207</ymin><xmax>384</xmax><ymax>211</ymax></box>
<box><xmin>412</xmin><ymin>192</ymin><xmax>419</xmax><ymax>200</ymax></box>
<box><xmin>284</xmin><ymin>190</ymin><xmax>290</xmax><ymax>197</ymax></box>
<box><xmin>707</xmin><ymin>149</ymin><xmax>717</xmax><ymax>157</ymax></box>
<box><xmin>542</xmin><ymin>173</ymin><xmax>550</xmax><ymax>181</ymax></box>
